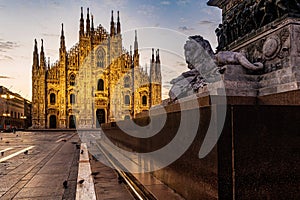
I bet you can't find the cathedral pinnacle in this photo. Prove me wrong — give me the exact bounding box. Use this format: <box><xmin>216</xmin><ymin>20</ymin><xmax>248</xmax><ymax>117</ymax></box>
<box><xmin>130</xmin><ymin>45</ymin><xmax>132</xmax><ymax>58</ymax></box>
<box><xmin>156</xmin><ymin>49</ymin><xmax>160</xmax><ymax>63</ymax></box>
<box><xmin>117</xmin><ymin>11</ymin><xmax>121</xmax><ymax>34</ymax></box>
<box><xmin>91</xmin><ymin>15</ymin><xmax>94</xmax><ymax>32</ymax></box>
<box><xmin>110</xmin><ymin>10</ymin><xmax>116</xmax><ymax>36</ymax></box>
<box><xmin>60</xmin><ymin>23</ymin><xmax>66</xmax><ymax>52</ymax></box>
<box><xmin>34</xmin><ymin>39</ymin><xmax>38</xmax><ymax>53</ymax></box>
<box><xmin>61</xmin><ymin>23</ymin><xmax>64</xmax><ymax>37</ymax></box>
<box><xmin>41</xmin><ymin>39</ymin><xmax>44</xmax><ymax>52</ymax></box>
<box><xmin>134</xmin><ymin>30</ymin><xmax>138</xmax><ymax>53</ymax></box>
<box><xmin>86</xmin><ymin>8</ymin><xmax>90</xmax><ymax>35</ymax></box>
<box><xmin>33</xmin><ymin>39</ymin><xmax>39</xmax><ymax>68</ymax></box>
<box><xmin>151</xmin><ymin>48</ymin><xmax>155</xmax><ymax>63</ymax></box>
<box><xmin>40</xmin><ymin>39</ymin><xmax>45</xmax><ymax>69</ymax></box>
<box><xmin>80</xmin><ymin>7</ymin><xmax>84</xmax><ymax>36</ymax></box>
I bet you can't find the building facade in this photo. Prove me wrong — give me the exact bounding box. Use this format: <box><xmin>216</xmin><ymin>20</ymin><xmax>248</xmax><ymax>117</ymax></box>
<box><xmin>0</xmin><ymin>86</ymin><xmax>31</xmax><ymax>130</ymax></box>
<box><xmin>32</xmin><ymin>8</ymin><xmax>162</xmax><ymax>129</ymax></box>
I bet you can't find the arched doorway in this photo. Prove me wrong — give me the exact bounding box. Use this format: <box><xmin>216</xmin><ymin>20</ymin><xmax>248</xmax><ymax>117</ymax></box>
<box><xmin>124</xmin><ymin>115</ymin><xmax>130</xmax><ymax>120</ymax></box>
<box><xmin>96</xmin><ymin>109</ymin><xmax>105</xmax><ymax>128</ymax></box>
<box><xmin>49</xmin><ymin>115</ymin><xmax>56</xmax><ymax>128</ymax></box>
<box><xmin>69</xmin><ymin>115</ymin><xmax>76</xmax><ymax>128</ymax></box>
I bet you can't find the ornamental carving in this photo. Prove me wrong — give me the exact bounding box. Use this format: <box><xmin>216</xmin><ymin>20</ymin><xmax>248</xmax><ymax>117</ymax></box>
<box><xmin>263</xmin><ymin>36</ymin><xmax>281</xmax><ymax>60</ymax></box>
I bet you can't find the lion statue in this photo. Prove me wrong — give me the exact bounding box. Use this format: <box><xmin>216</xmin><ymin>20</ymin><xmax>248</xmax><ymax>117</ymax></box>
<box><xmin>169</xmin><ymin>35</ymin><xmax>263</xmax><ymax>101</ymax></box>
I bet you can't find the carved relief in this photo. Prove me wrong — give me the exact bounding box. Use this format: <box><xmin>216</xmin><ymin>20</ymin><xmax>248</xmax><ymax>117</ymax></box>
<box><xmin>263</xmin><ymin>35</ymin><xmax>281</xmax><ymax>60</ymax></box>
<box><xmin>277</xmin><ymin>28</ymin><xmax>290</xmax><ymax>59</ymax></box>
<box><xmin>295</xmin><ymin>27</ymin><xmax>300</xmax><ymax>53</ymax></box>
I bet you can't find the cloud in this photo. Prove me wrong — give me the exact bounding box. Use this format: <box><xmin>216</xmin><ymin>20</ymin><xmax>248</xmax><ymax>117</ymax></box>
<box><xmin>5</xmin><ymin>56</ymin><xmax>13</xmax><ymax>60</ymax></box>
<box><xmin>41</xmin><ymin>33</ymin><xmax>60</xmax><ymax>38</ymax></box>
<box><xmin>160</xmin><ymin>1</ymin><xmax>171</xmax><ymax>5</ymax></box>
<box><xmin>0</xmin><ymin>55</ymin><xmax>13</xmax><ymax>61</ymax></box>
<box><xmin>178</xmin><ymin>26</ymin><xmax>194</xmax><ymax>32</ymax></box>
<box><xmin>0</xmin><ymin>75</ymin><xmax>11</xmax><ymax>79</ymax></box>
<box><xmin>0</xmin><ymin>40</ymin><xmax>20</xmax><ymax>52</ymax></box>
<box><xmin>101</xmin><ymin>0</ymin><xmax>128</xmax><ymax>8</ymax></box>
<box><xmin>198</xmin><ymin>20</ymin><xmax>215</xmax><ymax>25</ymax></box>
<box><xmin>138</xmin><ymin>5</ymin><xmax>156</xmax><ymax>18</ymax></box>
<box><xmin>177</xmin><ymin>0</ymin><xmax>190</xmax><ymax>5</ymax></box>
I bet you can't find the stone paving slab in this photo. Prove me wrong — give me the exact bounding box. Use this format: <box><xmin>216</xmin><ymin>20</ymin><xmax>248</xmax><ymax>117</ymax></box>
<box><xmin>14</xmin><ymin>187</ymin><xmax>64</xmax><ymax>199</ymax></box>
<box><xmin>89</xmin><ymin>156</ymin><xmax>135</xmax><ymax>200</ymax></box>
<box><xmin>0</xmin><ymin>131</ymin><xmax>80</xmax><ymax>200</ymax></box>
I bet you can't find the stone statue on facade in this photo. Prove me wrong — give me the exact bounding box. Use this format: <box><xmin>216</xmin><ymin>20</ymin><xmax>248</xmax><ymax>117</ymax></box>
<box><xmin>169</xmin><ymin>36</ymin><xmax>264</xmax><ymax>101</ymax></box>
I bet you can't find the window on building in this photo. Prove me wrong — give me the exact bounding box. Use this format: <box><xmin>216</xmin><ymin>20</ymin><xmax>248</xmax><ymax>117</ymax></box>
<box><xmin>50</xmin><ymin>93</ymin><xmax>56</xmax><ymax>104</ymax></box>
<box><xmin>10</xmin><ymin>111</ymin><xmax>13</xmax><ymax>118</ymax></box>
<box><xmin>124</xmin><ymin>76</ymin><xmax>130</xmax><ymax>88</ymax></box>
<box><xmin>125</xmin><ymin>95</ymin><xmax>130</xmax><ymax>105</ymax></box>
<box><xmin>70</xmin><ymin>94</ymin><xmax>75</xmax><ymax>104</ymax></box>
<box><xmin>97</xmin><ymin>79</ymin><xmax>104</xmax><ymax>91</ymax></box>
<box><xmin>142</xmin><ymin>95</ymin><xmax>147</xmax><ymax>106</ymax></box>
<box><xmin>96</xmin><ymin>49</ymin><xmax>105</xmax><ymax>68</ymax></box>
<box><xmin>70</xmin><ymin>74</ymin><xmax>76</xmax><ymax>86</ymax></box>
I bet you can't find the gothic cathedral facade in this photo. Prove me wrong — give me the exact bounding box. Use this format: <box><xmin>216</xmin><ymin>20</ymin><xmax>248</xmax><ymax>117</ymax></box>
<box><xmin>32</xmin><ymin>8</ymin><xmax>162</xmax><ymax>129</ymax></box>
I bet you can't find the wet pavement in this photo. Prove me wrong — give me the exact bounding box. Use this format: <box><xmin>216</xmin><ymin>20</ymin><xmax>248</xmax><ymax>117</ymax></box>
<box><xmin>0</xmin><ymin>131</ymin><xmax>80</xmax><ymax>199</ymax></box>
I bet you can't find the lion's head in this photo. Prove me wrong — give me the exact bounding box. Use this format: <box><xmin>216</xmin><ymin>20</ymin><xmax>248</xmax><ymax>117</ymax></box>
<box><xmin>184</xmin><ymin>35</ymin><xmax>215</xmax><ymax>70</ymax></box>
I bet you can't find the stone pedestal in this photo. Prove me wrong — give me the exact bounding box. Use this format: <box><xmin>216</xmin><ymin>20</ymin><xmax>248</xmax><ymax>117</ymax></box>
<box><xmin>197</xmin><ymin>18</ymin><xmax>300</xmax><ymax>98</ymax></box>
<box><xmin>198</xmin><ymin>65</ymin><xmax>259</xmax><ymax>97</ymax></box>
<box><xmin>229</xmin><ymin>17</ymin><xmax>300</xmax><ymax>96</ymax></box>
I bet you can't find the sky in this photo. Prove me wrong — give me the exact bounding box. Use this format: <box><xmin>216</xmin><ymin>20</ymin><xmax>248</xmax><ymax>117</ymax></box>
<box><xmin>0</xmin><ymin>0</ymin><xmax>221</xmax><ymax>100</ymax></box>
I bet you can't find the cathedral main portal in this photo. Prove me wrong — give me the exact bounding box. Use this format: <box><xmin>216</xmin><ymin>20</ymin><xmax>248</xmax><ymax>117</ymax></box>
<box><xmin>96</xmin><ymin>109</ymin><xmax>105</xmax><ymax>128</ymax></box>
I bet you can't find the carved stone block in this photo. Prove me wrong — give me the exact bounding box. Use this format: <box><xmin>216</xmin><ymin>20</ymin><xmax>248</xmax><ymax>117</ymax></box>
<box><xmin>201</xmin><ymin>18</ymin><xmax>300</xmax><ymax>97</ymax></box>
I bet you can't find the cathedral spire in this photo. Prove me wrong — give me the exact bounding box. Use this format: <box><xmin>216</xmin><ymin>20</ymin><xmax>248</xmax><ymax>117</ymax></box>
<box><xmin>133</xmin><ymin>30</ymin><xmax>139</xmax><ymax>68</ymax></box>
<box><xmin>110</xmin><ymin>10</ymin><xmax>115</xmax><ymax>37</ymax></box>
<box><xmin>61</xmin><ymin>23</ymin><xmax>64</xmax><ymax>37</ymax></box>
<box><xmin>60</xmin><ymin>23</ymin><xmax>66</xmax><ymax>52</ymax></box>
<box><xmin>156</xmin><ymin>49</ymin><xmax>160</xmax><ymax>64</ymax></box>
<box><xmin>155</xmin><ymin>49</ymin><xmax>162</xmax><ymax>84</ymax></box>
<box><xmin>86</xmin><ymin>8</ymin><xmax>90</xmax><ymax>36</ymax></box>
<box><xmin>130</xmin><ymin>45</ymin><xmax>132</xmax><ymax>58</ymax></box>
<box><xmin>150</xmin><ymin>49</ymin><xmax>156</xmax><ymax>83</ymax></box>
<box><xmin>151</xmin><ymin>48</ymin><xmax>155</xmax><ymax>63</ymax></box>
<box><xmin>41</xmin><ymin>39</ymin><xmax>44</xmax><ymax>51</ymax></box>
<box><xmin>117</xmin><ymin>11</ymin><xmax>121</xmax><ymax>34</ymax></box>
<box><xmin>48</xmin><ymin>57</ymin><xmax>50</xmax><ymax>70</ymax></box>
<box><xmin>80</xmin><ymin>7</ymin><xmax>84</xmax><ymax>36</ymax></box>
<box><xmin>40</xmin><ymin>39</ymin><xmax>45</xmax><ymax>68</ymax></box>
<box><xmin>91</xmin><ymin>14</ymin><xmax>94</xmax><ymax>32</ymax></box>
<box><xmin>33</xmin><ymin>39</ymin><xmax>39</xmax><ymax>68</ymax></box>
<box><xmin>60</xmin><ymin>23</ymin><xmax>66</xmax><ymax>48</ymax></box>
<box><xmin>134</xmin><ymin>30</ymin><xmax>138</xmax><ymax>54</ymax></box>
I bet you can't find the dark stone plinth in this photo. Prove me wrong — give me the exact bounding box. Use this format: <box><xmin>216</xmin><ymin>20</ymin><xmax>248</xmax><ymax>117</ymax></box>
<box><xmin>102</xmin><ymin>95</ymin><xmax>300</xmax><ymax>199</ymax></box>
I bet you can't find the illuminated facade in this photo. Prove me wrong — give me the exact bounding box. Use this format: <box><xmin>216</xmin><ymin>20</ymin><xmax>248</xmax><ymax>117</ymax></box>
<box><xmin>32</xmin><ymin>8</ymin><xmax>162</xmax><ymax>129</ymax></box>
<box><xmin>0</xmin><ymin>86</ymin><xmax>31</xmax><ymax>130</ymax></box>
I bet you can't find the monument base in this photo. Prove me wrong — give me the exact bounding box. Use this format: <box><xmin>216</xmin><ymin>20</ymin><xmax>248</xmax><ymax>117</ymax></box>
<box><xmin>197</xmin><ymin>62</ymin><xmax>300</xmax><ymax>99</ymax></box>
